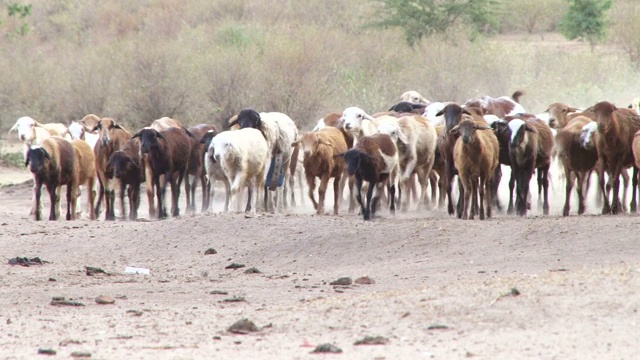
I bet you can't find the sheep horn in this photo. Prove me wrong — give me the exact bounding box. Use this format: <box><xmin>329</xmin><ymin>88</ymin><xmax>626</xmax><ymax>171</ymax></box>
<box><xmin>228</xmin><ymin>119</ymin><xmax>239</xmax><ymax>128</ymax></box>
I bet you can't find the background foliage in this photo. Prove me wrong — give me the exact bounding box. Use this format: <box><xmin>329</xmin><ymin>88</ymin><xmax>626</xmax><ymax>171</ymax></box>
<box><xmin>0</xmin><ymin>0</ymin><xmax>638</xmax><ymax>132</ymax></box>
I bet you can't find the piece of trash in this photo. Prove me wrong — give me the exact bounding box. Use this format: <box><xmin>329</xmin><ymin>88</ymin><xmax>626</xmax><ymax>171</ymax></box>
<box><xmin>125</xmin><ymin>267</ymin><xmax>150</xmax><ymax>275</ymax></box>
<box><xmin>311</xmin><ymin>343</ymin><xmax>342</xmax><ymax>353</ymax></box>
<box><xmin>354</xmin><ymin>336</ymin><xmax>389</xmax><ymax>345</ymax></box>
<box><xmin>225</xmin><ymin>263</ymin><xmax>245</xmax><ymax>270</ymax></box>
<box><xmin>490</xmin><ymin>287</ymin><xmax>521</xmax><ymax>305</ymax></box>
<box><xmin>9</xmin><ymin>257</ymin><xmax>48</xmax><ymax>266</ymax></box>
<box><xmin>85</xmin><ymin>266</ymin><xmax>108</xmax><ymax>276</ymax></box>
<box><xmin>228</xmin><ymin>318</ymin><xmax>258</xmax><ymax>334</ymax></box>
<box><xmin>37</xmin><ymin>348</ymin><xmax>56</xmax><ymax>355</ymax></box>
<box><xmin>329</xmin><ymin>277</ymin><xmax>352</xmax><ymax>286</ymax></box>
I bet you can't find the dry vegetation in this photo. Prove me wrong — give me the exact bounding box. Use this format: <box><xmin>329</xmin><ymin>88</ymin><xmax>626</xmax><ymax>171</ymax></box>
<box><xmin>0</xmin><ymin>0</ymin><xmax>640</xmax><ymax>132</ymax></box>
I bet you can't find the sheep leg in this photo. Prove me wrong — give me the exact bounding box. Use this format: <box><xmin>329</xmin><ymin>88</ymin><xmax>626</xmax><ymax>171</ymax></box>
<box><xmin>95</xmin><ymin>177</ymin><xmax>104</xmax><ymax>217</ymax></box>
<box><xmin>117</xmin><ymin>179</ymin><xmax>126</xmax><ymax>220</ymax></box>
<box><xmin>355</xmin><ymin>176</ymin><xmax>366</xmax><ymax>220</ymax></box>
<box><xmin>47</xmin><ymin>183</ymin><xmax>58</xmax><ymax>221</ymax></box>
<box><xmin>460</xmin><ymin>177</ymin><xmax>470</xmax><ymax>220</ymax></box>
<box><xmin>562</xmin><ymin>169</ymin><xmax>575</xmax><ymax>217</ymax></box>
<box><xmin>201</xmin><ymin>173</ymin><xmax>210</xmax><ymax>212</ymax></box>
<box><xmin>438</xmin><ymin>173</ymin><xmax>446</xmax><ymax>209</ymax></box>
<box><xmin>156</xmin><ymin>174</ymin><xmax>167</xmax><ymax>219</ymax></box>
<box><xmin>456</xmin><ymin>177</ymin><xmax>464</xmax><ymax>219</ymax></box>
<box><xmin>245</xmin><ymin>185</ymin><xmax>253</xmax><ymax>212</ymax></box>
<box><xmin>599</xmin><ymin>167</ymin><xmax>611</xmax><ymax>214</ymax></box>
<box><xmin>400</xmin><ymin>178</ymin><xmax>410</xmax><ymax>212</ymax></box>
<box><xmin>485</xmin><ymin>175</ymin><xmax>493</xmax><ymax>219</ymax></box>
<box><xmin>333</xmin><ymin>175</ymin><xmax>340</xmax><ymax>215</ymax></box>
<box><xmin>492</xmin><ymin>165</ymin><xmax>502</xmax><ymax>212</ymax></box>
<box><xmin>317</xmin><ymin>175</ymin><xmax>330</xmax><ymax>215</ymax></box>
<box><xmin>366</xmin><ymin>181</ymin><xmax>377</xmax><ymax>220</ymax></box>
<box><xmin>469</xmin><ymin>178</ymin><xmax>477</xmax><ymax>220</ymax></box>
<box><xmin>348</xmin><ymin>175</ymin><xmax>356</xmax><ymax>213</ymax></box>
<box><xmin>34</xmin><ymin>180</ymin><xmax>43</xmax><ymax>221</ymax></box>
<box><xmin>576</xmin><ymin>171</ymin><xmax>587</xmax><ymax>215</ymax></box>
<box><xmin>173</xmin><ymin>170</ymin><xmax>185</xmax><ymax>217</ymax></box>
<box><xmin>88</xmin><ymin>177</ymin><xmax>96</xmax><ymax>220</ymax></box>
<box><xmin>388</xmin><ymin>181</ymin><xmax>396</xmax><ymax>216</ymax></box>
<box><xmin>103</xmin><ymin>177</ymin><xmax>115</xmax><ymax>221</ymax></box>
<box><xmin>445</xmin><ymin>162</ymin><xmax>456</xmax><ymax>216</ymax></box>
<box><xmin>66</xmin><ymin>184</ymin><xmax>75</xmax><ymax>220</ymax></box>
<box><xmin>429</xmin><ymin>172</ymin><xmax>438</xmax><ymax>208</ymax></box>
<box><xmin>631</xmin><ymin>166</ymin><xmax>639</xmax><ymax>213</ymax></box>
<box><xmin>537</xmin><ymin>169</ymin><xmax>543</xmax><ymax>209</ymax></box>
<box><xmin>145</xmin><ymin>161</ymin><xmax>156</xmax><ymax>218</ymax></box>
<box><xmin>622</xmin><ymin>169</ymin><xmax>630</xmax><ymax>213</ymax></box>
<box><xmin>516</xmin><ymin>171</ymin><xmax>533</xmax><ymax>216</ymax></box>
<box><xmin>223</xmin><ymin>179</ymin><xmax>231</xmax><ymax>212</ymax></box>
<box><xmin>540</xmin><ymin>164</ymin><xmax>550</xmax><ymax>215</ymax></box>
<box><xmin>611</xmin><ymin>168</ymin><xmax>623</xmax><ymax>215</ymax></box>
<box><xmin>507</xmin><ymin>171</ymin><xmax>516</xmax><ymax>215</ymax></box>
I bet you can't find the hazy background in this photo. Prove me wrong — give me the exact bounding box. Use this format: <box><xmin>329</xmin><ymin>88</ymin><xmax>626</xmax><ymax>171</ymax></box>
<box><xmin>1</xmin><ymin>0</ymin><xmax>640</xmax><ymax>132</ymax></box>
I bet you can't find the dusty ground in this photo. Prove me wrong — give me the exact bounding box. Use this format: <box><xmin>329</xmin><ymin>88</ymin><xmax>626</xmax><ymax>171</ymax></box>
<box><xmin>0</xmin><ymin>159</ymin><xmax>639</xmax><ymax>360</ymax></box>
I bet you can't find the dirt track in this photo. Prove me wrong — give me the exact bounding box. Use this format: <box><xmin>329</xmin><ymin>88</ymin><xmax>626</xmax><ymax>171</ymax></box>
<box><xmin>0</xmin><ymin>168</ymin><xmax>639</xmax><ymax>359</ymax></box>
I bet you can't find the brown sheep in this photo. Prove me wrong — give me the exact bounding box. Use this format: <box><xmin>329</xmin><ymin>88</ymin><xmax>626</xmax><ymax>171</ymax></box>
<box><xmin>70</xmin><ymin>139</ymin><xmax>97</xmax><ymax>220</ymax></box>
<box><xmin>451</xmin><ymin>118</ymin><xmax>500</xmax><ymax>220</ymax></box>
<box><xmin>91</xmin><ymin>118</ymin><xmax>132</xmax><ymax>220</ymax></box>
<box><xmin>592</xmin><ymin>101</ymin><xmax>640</xmax><ymax>214</ymax></box>
<box><xmin>186</xmin><ymin>124</ymin><xmax>217</xmax><ymax>213</ymax></box>
<box><xmin>105</xmin><ymin>138</ymin><xmax>144</xmax><ymax>221</ymax></box>
<box><xmin>632</xmin><ymin>131</ymin><xmax>640</xmax><ymax>210</ymax></box>
<box><xmin>293</xmin><ymin>127</ymin><xmax>348</xmax><ymax>215</ymax></box>
<box><xmin>25</xmin><ymin>137</ymin><xmax>75</xmax><ymax>221</ymax></box>
<box><xmin>554</xmin><ymin>116</ymin><xmax>598</xmax><ymax>216</ymax></box>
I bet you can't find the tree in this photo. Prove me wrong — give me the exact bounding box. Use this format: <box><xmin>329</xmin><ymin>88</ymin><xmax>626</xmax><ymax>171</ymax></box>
<box><xmin>370</xmin><ymin>0</ymin><xmax>499</xmax><ymax>47</ymax></box>
<box><xmin>558</xmin><ymin>0</ymin><xmax>612</xmax><ymax>49</ymax></box>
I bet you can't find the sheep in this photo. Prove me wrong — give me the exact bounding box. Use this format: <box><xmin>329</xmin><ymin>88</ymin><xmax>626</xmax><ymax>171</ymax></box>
<box><xmin>400</xmin><ymin>90</ymin><xmax>430</xmax><ymax>105</ymax></box>
<box><xmin>70</xmin><ymin>139</ymin><xmax>97</xmax><ymax>220</ymax></box>
<box><xmin>435</xmin><ymin>103</ymin><xmax>487</xmax><ymax>217</ymax></box>
<box><xmin>207</xmin><ymin>128</ymin><xmax>269</xmax><ymax>215</ymax></box>
<box><xmin>9</xmin><ymin>116</ymin><xmax>55</xmax><ymax>159</ymax></box>
<box><xmin>25</xmin><ymin>137</ymin><xmax>75</xmax><ymax>221</ymax></box>
<box><xmin>451</xmin><ymin>117</ymin><xmax>500</xmax><ymax>220</ymax></box>
<box><xmin>387</xmin><ymin>101</ymin><xmax>427</xmax><ymax>114</ymax></box>
<box><xmin>91</xmin><ymin>117</ymin><xmax>132</xmax><ymax>220</ymax></box>
<box><xmin>341</xmin><ymin>107</ymin><xmax>397</xmax><ymax>145</ymax></box>
<box><xmin>186</xmin><ymin>124</ymin><xmax>217</xmax><ymax>213</ymax></box>
<box><xmin>377</xmin><ymin>115</ymin><xmax>437</xmax><ymax>211</ymax></box>
<box><xmin>228</xmin><ymin>109</ymin><xmax>298</xmax><ymax>213</ymax></box>
<box><xmin>464</xmin><ymin>91</ymin><xmax>526</xmax><ymax>118</ymax></box>
<box><xmin>201</xmin><ymin>130</ymin><xmax>233</xmax><ymax>212</ymax></box>
<box><xmin>590</xmin><ymin>101</ymin><xmax>640</xmax><ymax>214</ymax></box>
<box><xmin>68</xmin><ymin>121</ymin><xmax>99</xmax><ymax>149</ymax></box>
<box><xmin>503</xmin><ymin>116</ymin><xmax>554</xmax><ymax>216</ymax></box>
<box><xmin>580</xmin><ymin>121</ymin><xmax>630</xmax><ymax>211</ymax></box>
<box><xmin>105</xmin><ymin>138</ymin><xmax>144</xmax><ymax>221</ymax></box>
<box><xmin>293</xmin><ymin>127</ymin><xmax>348</xmax><ymax>215</ymax></box>
<box><xmin>151</xmin><ymin>117</ymin><xmax>183</xmax><ymax>131</ymax></box>
<box><xmin>554</xmin><ymin>115</ymin><xmax>598</xmax><ymax>216</ymax></box>
<box><xmin>338</xmin><ymin>133</ymin><xmax>399</xmax><ymax>221</ymax></box>
<box><xmin>133</xmin><ymin>127</ymin><xmax>192</xmax><ymax>219</ymax></box>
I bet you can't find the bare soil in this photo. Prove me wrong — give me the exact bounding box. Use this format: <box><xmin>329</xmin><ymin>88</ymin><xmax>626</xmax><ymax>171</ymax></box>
<box><xmin>0</xmin><ymin>162</ymin><xmax>639</xmax><ymax>360</ymax></box>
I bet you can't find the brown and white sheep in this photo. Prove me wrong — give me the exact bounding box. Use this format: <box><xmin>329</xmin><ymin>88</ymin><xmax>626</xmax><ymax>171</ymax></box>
<box><xmin>338</xmin><ymin>133</ymin><xmax>399</xmax><ymax>221</ymax></box>
<box><xmin>591</xmin><ymin>101</ymin><xmax>640</xmax><ymax>214</ymax></box>
<box><xmin>293</xmin><ymin>127</ymin><xmax>348</xmax><ymax>215</ymax></box>
<box><xmin>451</xmin><ymin>117</ymin><xmax>500</xmax><ymax>220</ymax></box>
<box><xmin>400</xmin><ymin>90</ymin><xmax>430</xmax><ymax>105</ymax></box>
<box><xmin>91</xmin><ymin>117</ymin><xmax>132</xmax><ymax>220</ymax></box>
<box><xmin>464</xmin><ymin>91</ymin><xmax>526</xmax><ymax>118</ymax></box>
<box><xmin>25</xmin><ymin>137</ymin><xmax>75</xmax><ymax>221</ymax></box>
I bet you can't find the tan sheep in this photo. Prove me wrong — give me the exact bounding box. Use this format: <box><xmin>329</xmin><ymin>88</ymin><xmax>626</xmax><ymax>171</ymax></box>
<box><xmin>70</xmin><ymin>139</ymin><xmax>97</xmax><ymax>220</ymax></box>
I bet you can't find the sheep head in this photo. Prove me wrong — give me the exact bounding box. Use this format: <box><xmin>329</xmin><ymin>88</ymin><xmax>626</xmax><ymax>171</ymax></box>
<box><xmin>10</xmin><ymin>116</ymin><xmax>41</xmax><ymax>143</ymax></box>
<box><xmin>231</xmin><ymin>108</ymin><xmax>261</xmax><ymax>130</ymax></box>
<box><xmin>25</xmin><ymin>146</ymin><xmax>51</xmax><ymax>174</ymax></box>
<box><xmin>341</xmin><ymin>107</ymin><xmax>373</xmax><ymax>134</ymax></box>
<box><xmin>338</xmin><ymin>148</ymin><xmax>373</xmax><ymax>176</ymax></box>
<box><xmin>133</xmin><ymin>128</ymin><xmax>165</xmax><ymax>154</ymax></box>
<box><xmin>508</xmin><ymin>119</ymin><xmax>537</xmax><ymax>149</ymax></box>
<box><xmin>400</xmin><ymin>90</ymin><xmax>429</xmax><ymax>105</ymax></box>
<box><xmin>450</xmin><ymin>119</ymin><xmax>491</xmax><ymax>145</ymax></box>
<box><xmin>68</xmin><ymin>121</ymin><xmax>86</xmax><ymax>140</ymax></box>
<box><xmin>546</xmin><ymin>103</ymin><xmax>578</xmax><ymax>129</ymax></box>
<box><xmin>435</xmin><ymin>104</ymin><xmax>471</xmax><ymax>132</ymax></box>
<box><xmin>92</xmin><ymin>118</ymin><xmax>124</xmax><ymax>146</ymax></box>
<box><xmin>580</xmin><ymin>122</ymin><xmax>598</xmax><ymax>150</ymax></box>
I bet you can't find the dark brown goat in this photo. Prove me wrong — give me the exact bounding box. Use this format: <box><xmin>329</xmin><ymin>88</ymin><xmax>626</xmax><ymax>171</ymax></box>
<box><xmin>105</xmin><ymin>138</ymin><xmax>144</xmax><ymax>221</ymax></box>
<box><xmin>91</xmin><ymin>118</ymin><xmax>132</xmax><ymax>220</ymax></box>
<box><xmin>592</xmin><ymin>101</ymin><xmax>640</xmax><ymax>214</ymax></box>
<box><xmin>26</xmin><ymin>137</ymin><xmax>75</xmax><ymax>221</ymax></box>
<box><xmin>186</xmin><ymin>124</ymin><xmax>217</xmax><ymax>213</ymax></box>
<box><xmin>133</xmin><ymin>127</ymin><xmax>192</xmax><ymax>219</ymax></box>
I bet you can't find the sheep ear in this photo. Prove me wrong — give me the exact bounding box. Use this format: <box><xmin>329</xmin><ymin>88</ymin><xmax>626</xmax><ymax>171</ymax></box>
<box><xmin>462</xmin><ymin>109</ymin><xmax>472</xmax><ymax>116</ymax></box>
<box><xmin>25</xmin><ymin>154</ymin><xmax>30</xmax><ymax>166</ymax></box>
<box><xmin>568</xmin><ymin>107</ymin><xmax>578</xmax><ymax>113</ymax></box>
<box><xmin>291</xmin><ymin>140</ymin><xmax>300</xmax><ymax>147</ymax></box>
<box><xmin>90</xmin><ymin>124</ymin><xmax>100</xmax><ymax>133</ymax></box>
<box><xmin>435</xmin><ymin>109</ymin><xmax>444</xmax><ymax>117</ymax></box>
<box><xmin>475</xmin><ymin>124</ymin><xmax>491</xmax><ymax>131</ymax></box>
<box><xmin>228</xmin><ymin>119</ymin><xmax>239</xmax><ymax>128</ymax></box>
<box><xmin>131</xmin><ymin>130</ymin><xmax>142</xmax><ymax>139</ymax></box>
<box><xmin>8</xmin><ymin>122</ymin><xmax>18</xmax><ymax>133</ymax></box>
<box><xmin>525</xmin><ymin>124</ymin><xmax>538</xmax><ymax>133</ymax></box>
<box><xmin>449</xmin><ymin>125</ymin><xmax>460</xmax><ymax>135</ymax></box>
<box><xmin>397</xmin><ymin>128</ymin><xmax>410</xmax><ymax>144</ymax></box>
<box><xmin>155</xmin><ymin>130</ymin><xmax>166</xmax><ymax>140</ymax></box>
<box><xmin>113</xmin><ymin>123</ymin><xmax>123</xmax><ymax>129</ymax></box>
<box><xmin>42</xmin><ymin>149</ymin><xmax>51</xmax><ymax>160</ymax></box>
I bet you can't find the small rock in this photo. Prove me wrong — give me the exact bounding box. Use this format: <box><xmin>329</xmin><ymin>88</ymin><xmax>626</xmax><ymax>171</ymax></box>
<box><xmin>225</xmin><ymin>263</ymin><xmax>245</xmax><ymax>270</ymax></box>
<box><xmin>50</xmin><ymin>297</ymin><xmax>85</xmax><ymax>307</ymax></box>
<box><xmin>244</xmin><ymin>267</ymin><xmax>261</xmax><ymax>274</ymax></box>
<box><xmin>329</xmin><ymin>277</ymin><xmax>352</xmax><ymax>286</ymax></box>
<box><xmin>70</xmin><ymin>351</ymin><xmax>92</xmax><ymax>358</ymax></box>
<box><xmin>213</xmin><ymin>336</ymin><xmax>222</xmax><ymax>340</ymax></box>
<box><xmin>354</xmin><ymin>276</ymin><xmax>375</xmax><ymax>285</ymax></box>
<box><xmin>85</xmin><ymin>266</ymin><xmax>108</xmax><ymax>276</ymax></box>
<box><xmin>204</xmin><ymin>248</ymin><xmax>217</xmax><ymax>255</ymax></box>
<box><xmin>95</xmin><ymin>295</ymin><xmax>115</xmax><ymax>305</ymax></box>
<box><xmin>223</xmin><ymin>296</ymin><xmax>246</xmax><ymax>303</ymax></box>
<box><xmin>228</xmin><ymin>318</ymin><xmax>259</xmax><ymax>334</ymax></box>
<box><xmin>37</xmin><ymin>348</ymin><xmax>56</xmax><ymax>355</ymax></box>
<box><xmin>311</xmin><ymin>343</ymin><xmax>342</xmax><ymax>354</ymax></box>
<box><xmin>48</xmin><ymin>278</ymin><xmax>57</xmax><ymax>282</ymax></box>
<box><xmin>210</xmin><ymin>290</ymin><xmax>229</xmax><ymax>295</ymax></box>
<box><xmin>354</xmin><ymin>336</ymin><xmax>389</xmax><ymax>345</ymax></box>
<box><xmin>427</xmin><ymin>324</ymin><xmax>450</xmax><ymax>330</ymax></box>
<box><xmin>59</xmin><ymin>339</ymin><xmax>82</xmax><ymax>346</ymax></box>
<box><xmin>510</xmin><ymin>287</ymin><xmax>521</xmax><ymax>296</ymax></box>
<box><xmin>126</xmin><ymin>309</ymin><xmax>143</xmax><ymax>316</ymax></box>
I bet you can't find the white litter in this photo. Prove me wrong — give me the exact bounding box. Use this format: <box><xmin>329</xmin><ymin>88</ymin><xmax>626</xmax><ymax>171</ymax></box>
<box><xmin>125</xmin><ymin>267</ymin><xmax>150</xmax><ymax>275</ymax></box>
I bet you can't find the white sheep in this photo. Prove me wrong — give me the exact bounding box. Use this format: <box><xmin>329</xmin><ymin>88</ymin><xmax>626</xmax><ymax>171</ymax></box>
<box><xmin>68</xmin><ymin>121</ymin><xmax>99</xmax><ymax>150</ymax></box>
<box><xmin>229</xmin><ymin>109</ymin><xmax>299</xmax><ymax>213</ymax></box>
<box><xmin>377</xmin><ymin>115</ymin><xmax>437</xmax><ymax>210</ymax></box>
<box><xmin>207</xmin><ymin>128</ymin><xmax>269</xmax><ymax>215</ymax></box>
<box><xmin>400</xmin><ymin>90</ymin><xmax>430</xmax><ymax>105</ymax></box>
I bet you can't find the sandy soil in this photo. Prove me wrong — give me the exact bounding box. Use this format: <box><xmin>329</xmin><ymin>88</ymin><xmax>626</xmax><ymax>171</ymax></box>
<box><xmin>0</xmin><ymin>162</ymin><xmax>639</xmax><ymax>360</ymax></box>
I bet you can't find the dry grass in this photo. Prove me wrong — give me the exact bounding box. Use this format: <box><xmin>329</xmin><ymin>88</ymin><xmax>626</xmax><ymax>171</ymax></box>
<box><xmin>0</xmin><ymin>0</ymin><xmax>639</xmax><ymax>132</ymax></box>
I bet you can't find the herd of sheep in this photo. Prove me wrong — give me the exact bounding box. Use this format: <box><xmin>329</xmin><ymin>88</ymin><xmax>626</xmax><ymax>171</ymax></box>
<box><xmin>8</xmin><ymin>90</ymin><xmax>640</xmax><ymax>221</ymax></box>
